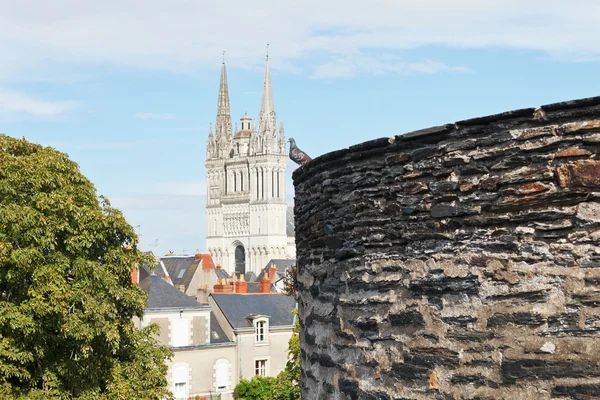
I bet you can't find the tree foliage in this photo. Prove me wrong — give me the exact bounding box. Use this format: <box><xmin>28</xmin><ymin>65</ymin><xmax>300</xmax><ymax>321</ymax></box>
<box><xmin>0</xmin><ymin>134</ymin><xmax>172</xmax><ymax>399</ymax></box>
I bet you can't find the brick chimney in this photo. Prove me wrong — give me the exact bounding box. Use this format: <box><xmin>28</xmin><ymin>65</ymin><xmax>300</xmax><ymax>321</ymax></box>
<box><xmin>235</xmin><ymin>279</ymin><xmax>248</xmax><ymax>294</ymax></box>
<box><xmin>214</xmin><ymin>278</ymin><xmax>233</xmax><ymax>294</ymax></box>
<box><xmin>268</xmin><ymin>264</ymin><xmax>278</xmax><ymax>280</ymax></box>
<box><xmin>260</xmin><ymin>277</ymin><xmax>271</xmax><ymax>294</ymax></box>
<box><xmin>194</xmin><ymin>253</ymin><xmax>202</xmax><ymax>261</ymax></box>
<box><xmin>200</xmin><ymin>254</ymin><xmax>215</xmax><ymax>270</ymax></box>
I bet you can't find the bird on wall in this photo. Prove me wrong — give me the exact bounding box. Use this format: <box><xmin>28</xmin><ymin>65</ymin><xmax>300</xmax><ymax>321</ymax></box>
<box><xmin>288</xmin><ymin>138</ymin><xmax>312</xmax><ymax>166</ymax></box>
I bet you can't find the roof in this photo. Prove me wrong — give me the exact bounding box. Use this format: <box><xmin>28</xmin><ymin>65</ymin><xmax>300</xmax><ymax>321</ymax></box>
<box><xmin>286</xmin><ymin>206</ymin><xmax>295</xmax><ymax>237</ymax></box>
<box><xmin>244</xmin><ymin>271</ymin><xmax>258</xmax><ymax>283</ymax></box>
<box><xmin>139</xmin><ymin>275</ymin><xmax>203</xmax><ymax>309</ymax></box>
<box><xmin>211</xmin><ymin>294</ymin><xmax>296</xmax><ymax>329</ymax></box>
<box><xmin>210</xmin><ymin>312</ymin><xmax>232</xmax><ymax>344</ymax></box>
<box><xmin>257</xmin><ymin>259</ymin><xmax>296</xmax><ymax>282</ymax></box>
<box><xmin>159</xmin><ymin>254</ymin><xmax>227</xmax><ymax>291</ymax></box>
<box><xmin>160</xmin><ymin>256</ymin><xmax>200</xmax><ymax>291</ymax></box>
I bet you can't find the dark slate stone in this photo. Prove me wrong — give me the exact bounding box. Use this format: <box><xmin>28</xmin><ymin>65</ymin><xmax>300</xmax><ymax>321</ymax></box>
<box><xmin>455</xmin><ymin>108</ymin><xmax>536</xmax><ymax>126</ymax></box>
<box><xmin>409</xmin><ymin>273</ymin><xmax>480</xmax><ymax>295</ymax></box>
<box><xmin>450</xmin><ymin>374</ymin><xmax>487</xmax><ymax>386</ymax></box>
<box><xmin>501</xmin><ymin>359</ymin><xmax>600</xmax><ymax>383</ymax></box>
<box><xmin>404</xmin><ymin>347</ymin><xmax>460</xmax><ymax>368</ymax></box>
<box><xmin>390</xmin><ymin>362</ymin><xmax>430</xmax><ymax>380</ymax></box>
<box><xmin>541</xmin><ymin>95</ymin><xmax>600</xmax><ymax>111</ymax></box>
<box><xmin>552</xmin><ymin>384</ymin><xmax>600</xmax><ymax>398</ymax></box>
<box><xmin>487</xmin><ymin>312</ymin><xmax>545</xmax><ymax>327</ymax></box>
<box><xmin>430</xmin><ymin>204</ymin><xmax>457</xmax><ymax>218</ymax></box>
<box><xmin>389</xmin><ymin>310</ymin><xmax>425</xmax><ymax>327</ymax></box>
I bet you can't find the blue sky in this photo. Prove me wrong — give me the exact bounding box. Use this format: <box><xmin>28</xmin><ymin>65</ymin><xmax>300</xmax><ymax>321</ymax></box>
<box><xmin>1</xmin><ymin>0</ymin><xmax>599</xmax><ymax>255</ymax></box>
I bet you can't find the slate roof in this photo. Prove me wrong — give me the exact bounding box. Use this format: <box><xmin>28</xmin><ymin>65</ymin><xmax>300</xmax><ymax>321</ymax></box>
<box><xmin>244</xmin><ymin>271</ymin><xmax>258</xmax><ymax>283</ymax></box>
<box><xmin>211</xmin><ymin>294</ymin><xmax>296</xmax><ymax>329</ymax></box>
<box><xmin>257</xmin><ymin>259</ymin><xmax>296</xmax><ymax>282</ymax></box>
<box><xmin>139</xmin><ymin>275</ymin><xmax>204</xmax><ymax>309</ymax></box>
<box><xmin>159</xmin><ymin>255</ymin><xmax>229</xmax><ymax>292</ymax></box>
<box><xmin>286</xmin><ymin>206</ymin><xmax>295</xmax><ymax>237</ymax></box>
<box><xmin>160</xmin><ymin>256</ymin><xmax>200</xmax><ymax>291</ymax></box>
<box><xmin>210</xmin><ymin>312</ymin><xmax>231</xmax><ymax>344</ymax></box>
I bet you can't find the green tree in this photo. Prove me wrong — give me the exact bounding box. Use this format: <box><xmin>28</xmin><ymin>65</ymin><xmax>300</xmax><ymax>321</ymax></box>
<box><xmin>233</xmin><ymin>376</ymin><xmax>276</xmax><ymax>400</ymax></box>
<box><xmin>272</xmin><ymin>308</ymin><xmax>300</xmax><ymax>400</ymax></box>
<box><xmin>0</xmin><ymin>134</ymin><xmax>172</xmax><ymax>399</ymax></box>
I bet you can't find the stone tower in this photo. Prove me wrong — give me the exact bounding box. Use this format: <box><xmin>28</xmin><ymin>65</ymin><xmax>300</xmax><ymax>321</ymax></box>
<box><xmin>206</xmin><ymin>55</ymin><xmax>290</xmax><ymax>276</ymax></box>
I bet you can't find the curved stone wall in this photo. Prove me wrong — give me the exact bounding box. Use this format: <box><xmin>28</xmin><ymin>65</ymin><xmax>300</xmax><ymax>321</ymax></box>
<box><xmin>293</xmin><ymin>96</ymin><xmax>600</xmax><ymax>399</ymax></box>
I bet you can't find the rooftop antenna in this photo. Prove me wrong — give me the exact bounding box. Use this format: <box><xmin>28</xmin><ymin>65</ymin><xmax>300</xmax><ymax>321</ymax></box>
<box><xmin>266</xmin><ymin>43</ymin><xmax>269</xmax><ymax>60</ymax></box>
<box><xmin>222</xmin><ymin>50</ymin><xmax>226</xmax><ymax>64</ymax></box>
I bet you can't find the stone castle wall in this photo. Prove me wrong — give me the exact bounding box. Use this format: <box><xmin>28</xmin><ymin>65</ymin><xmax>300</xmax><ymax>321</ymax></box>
<box><xmin>292</xmin><ymin>96</ymin><xmax>600</xmax><ymax>399</ymax></box>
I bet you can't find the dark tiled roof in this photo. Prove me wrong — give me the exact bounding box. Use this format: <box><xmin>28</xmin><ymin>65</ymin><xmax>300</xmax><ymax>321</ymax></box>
<box><xmin>245</xmin><ymin>271</ymin><xmax>257</xmax><ymax>283</ymax></box>
<box><xmin>160</xmin><ymin>256</ymin><xmax>200</xmax><ymax>291</ymax></box>
<box><xmin>286</xmin><ymin>206</ymin><xmax>295</xmax><ymax>237</ymax></box>
<box><xmin>246</xmin><ymin>282</ymin><xmax>261</xmax><ymax>293</ymax></box>
<box><xmin>139</xmin><ymin>275</ymin><xmax>202</xmax><ymax>309</ymax></box>
<box><xmin>257</xmin><ymin>259</ymin><xmax>296</xmax><ymax>282</ymax></box>
<box><xmin>215</xmin><ymin>268</ymin><xmax>230</xmax><ymax>280</ymax></box>
<box><xmin>211</xmin><ymin>294</ymin><xmax>296</xmax><ymax>329</ymax></box>
<box><xmin>138</xmin><ymin>264</ymin><xmax>152</xmax><ymax>282</ymax></box>
<box><xmin>210</xmin><ymin>312</ymin><xmax>232</xmax><ymax>344</ymax></box>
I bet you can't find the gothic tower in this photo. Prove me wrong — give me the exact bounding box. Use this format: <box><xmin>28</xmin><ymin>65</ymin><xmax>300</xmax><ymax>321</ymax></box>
<box><xmin>206</xmin><ymin>55</ymin><xmax>291</xmax><ymax>276</ymax></box>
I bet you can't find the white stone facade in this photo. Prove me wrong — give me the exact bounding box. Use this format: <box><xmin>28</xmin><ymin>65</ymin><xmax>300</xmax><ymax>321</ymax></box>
<box><xmin>206</xmin><ymin>56</ymin><xmax>294</xmax><ymax>275</ymax></box>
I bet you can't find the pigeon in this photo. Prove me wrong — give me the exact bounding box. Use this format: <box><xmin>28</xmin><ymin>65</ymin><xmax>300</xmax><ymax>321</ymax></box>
<box><xmin>288</xmin><ymin>138</ymin><xmax>312</xmax><ymax>166</ymax></box>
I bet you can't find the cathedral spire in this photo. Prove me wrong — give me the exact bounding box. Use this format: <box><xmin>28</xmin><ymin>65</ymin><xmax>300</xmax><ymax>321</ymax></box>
<box><xmin>215</xmin><ymin>56</ymin><xmax>232</xmax><ymax>143</ymax></box>
<box><xmin>258</xmin><ymin>45</ymin><xmax>276</xmax><ymax>141</ymax></box>
<box><xmin>217</xmin><ymin>58</ymin><xmax>230</xmax><ymax>118</ymax></box>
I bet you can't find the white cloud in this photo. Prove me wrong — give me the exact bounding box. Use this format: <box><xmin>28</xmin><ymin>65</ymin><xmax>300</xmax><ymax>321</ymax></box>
<box><xmin>0</xmin><ymin>0</ymin><xmax>598</xmax><ymax>80</ymax></box>
<box><xmin>311</xmin><ymin>57</ymin><xmax>470</xmax><ymax>79</ymax></box>
<box><xmin>133</xmin><ymin>112</ymin><xmax>176</xmax><ymax>120</ymax></box>
<box><xmin>0</xmin><ymin>88</ymin><xmax>78</xmax><ymax>116</ymax></box>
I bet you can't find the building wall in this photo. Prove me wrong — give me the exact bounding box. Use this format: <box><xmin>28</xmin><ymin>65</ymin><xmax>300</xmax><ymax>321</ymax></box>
<box><xmin>168</xmin><ymin>345</ymin><xmax>237</xmax><ymax>400</ymax></box>
<box><xmin>293</xmin><ymin>96</ymin><xmax>600</xmax><ymax>399</ymax></box>
<box><xmin>141</xmin><ymin>309</ymin><xmax>211</xmax><ymax>347</ymax></box>
<box><xmin>236</xmin><ymin>330</ymin><xmax>293</xmax><ymax>380</ymax></box>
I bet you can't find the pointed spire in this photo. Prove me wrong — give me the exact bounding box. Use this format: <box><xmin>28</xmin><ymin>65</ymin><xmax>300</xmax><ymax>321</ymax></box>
<box><xmin>258</xmin><ymin>44</ymin><xmax>277</xmax><ymax>142</ymax></box>
<box><xmin>209</xmin><ymin>122</ymin><xmax>213</xmax><ymax>137</ymax></box>
<box><xmin>215</xmin><ymin>56</ymin><xmax>232</xmax><ymax>143</ymax></box>
<box><xmin>217</xmin><ymin>61</ymin><xmax>230</xmax><ymax>117</ymax></box>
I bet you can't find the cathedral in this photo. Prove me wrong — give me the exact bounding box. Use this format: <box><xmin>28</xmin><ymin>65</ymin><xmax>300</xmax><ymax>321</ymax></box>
<box><xmin>205</xmin><ymin>55</ymin><xmax>295</xmax><ymax>276</ymax></box>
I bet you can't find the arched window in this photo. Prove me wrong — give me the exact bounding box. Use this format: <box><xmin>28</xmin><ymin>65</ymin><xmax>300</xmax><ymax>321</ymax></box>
<box><xmin>241</xmin><ymin>171</ymin><xmax>244</xmax><ymax>191</ymax></box>
<box><xmin>234</xmin><ymin>172</ymin><xmax>237</xmax><ymax>192</ymax></box>
<box><xmin>214</xmin><ymin>359</ymin><xmax>230</xmax><ymax>391</ymax></box>
<box><xmin>235</xmin><ymin>245</ymin><xmax>246</xmax><ymax>276</ymax></box>
<box><xmin>256</xmin><ymin>169</ymin><xmax>259</xmax><ymax>198</ymax></box>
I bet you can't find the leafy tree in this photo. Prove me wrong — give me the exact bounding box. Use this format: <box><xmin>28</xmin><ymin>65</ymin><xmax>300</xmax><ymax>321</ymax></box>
<box><xmin>0</xmin><ymin>134</ymin><xmax>172</xmax><ymax>399</ymax></box>
<box><xmin>272</xmin><ymin>308</ymin><xmax>300</xmax><ymax>400</ymax></box>
<box><xmin>233</xmin><ymin>376</ymin><xmax>276</xmax><ymax>400</ymax></box>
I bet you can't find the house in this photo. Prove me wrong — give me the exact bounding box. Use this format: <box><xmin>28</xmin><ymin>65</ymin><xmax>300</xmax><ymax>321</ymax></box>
<box><xmin>137</xmin><ymin>274</ymin><xmax>296</xmax><ymax>399</ymax></box>
<box><xmin>138</xmin><ymin>275</ymin><xmax>236</xmax><ymax>399</ymax></box>
<box><xmin>209</xmin><ymin>293</ymin><xmax>296</xmax><ymax>380</ymax></box>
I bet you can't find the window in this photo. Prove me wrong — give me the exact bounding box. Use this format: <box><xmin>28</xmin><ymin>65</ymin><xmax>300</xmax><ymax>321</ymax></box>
<box><xmin>255</xmin><ymin>319</ymin><xmax>267</xmax><ymax>343</ymax></box>
<box><xmin>172</xmin><ymin>363</ymin><xmax>189</xmax><ymax>399</ymax></box>
<box><xmin>177</xmin><ymin>269</ymin><xmax>186</xmax><ymax>279</ymax></box>
<box><xmin>255</xmin><ymin>359</ymin><xmax>267</xmax><ymax>376</ymax></box>
<box><xmin>171</xmin><ymin>318</ymin><xmax>189</xmax><ymax>347</ymax></box>
<box><xmin>215</xmin><ymin>359</ymin><xmax>230</xmax><ymax>391</ymax></box>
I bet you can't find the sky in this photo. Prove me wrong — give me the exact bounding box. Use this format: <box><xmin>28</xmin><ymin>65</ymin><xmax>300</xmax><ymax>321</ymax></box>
<box><xmin>1</xmin><ymin>0</ymin><xmax>600</xmax><ymax>255</ymax></box>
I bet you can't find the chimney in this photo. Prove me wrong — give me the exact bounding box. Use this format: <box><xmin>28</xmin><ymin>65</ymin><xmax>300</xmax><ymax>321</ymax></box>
<box><xmin>260</xmin><ymin>277</ymin><xmax>271</xmax><ymax>294</ymax></box>
<box><xmin>200</xmin><ymin>254</ymin><xmax>215</xmax><ymax>270</ymax></box>
<box><xmin>268</xmin><ymin>264</ymin><xmax>278</xmax><ymax>280</ymax></box>
<box><xmin>235</xmin><ymin>280</ymin><xmax>248</xmax><ymax>294</ymax></box>
<box><xmin>196</xmin><ymin>284</ymin><xmax>210</xmax><ymax>304</ymax></box>
<box><xmin>194</xmin><ymin>253</ymin><xmax>202</xmax><ymax>261</ymax></box>
<box><xmin>214</xmin><ymin>278</ymin><xmax>234</xmax><ymax>294</ymax></box>
<box><xmin>216</xmin><ymin>264</ymin><xmax>222</xmax><ymax>269</ymax></box>
<box><xmin>130</xmin><ymin>267</ymin><xmax>139</xmax><ymax>284</ymax></box>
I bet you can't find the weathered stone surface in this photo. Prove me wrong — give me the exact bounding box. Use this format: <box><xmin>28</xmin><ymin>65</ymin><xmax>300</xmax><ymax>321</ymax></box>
<box><xmin>294</xmin><ymin>98</ymin><xmax>600</xmax><ymax>400</ymax></box>
<box><xmin>556</xmin><ymin>160</ymin><xmax>600</xmax><ymax>188</ymax></box>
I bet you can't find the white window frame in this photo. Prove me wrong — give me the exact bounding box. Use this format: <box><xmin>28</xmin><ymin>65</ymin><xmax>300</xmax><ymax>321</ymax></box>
<box><xmin>171</xmin><ymin>318</ymin><xmax>189</xmax><ymax>347</ymax></box>
<box><xmin>254</xmin><ymin>317</ymin><xmax>269</xmax><ymax>345</ymax></box>
<box><xmin>214</xmin><ymin>358</ymin><xmax>230</xmax><ymax>392</ymax></box>
<box><xmin>254</xmin><ymin>358</ymin><xmax>268</xmax><ymax>377</ymax></box>
<box><xmin>171</xmin><ymin>363</ymin><xmax>189</xmax><ymax>400</ymax></box>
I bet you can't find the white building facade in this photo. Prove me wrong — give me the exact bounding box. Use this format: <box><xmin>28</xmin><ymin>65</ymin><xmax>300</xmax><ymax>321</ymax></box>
<box><xmin>206</xmin><ymin>56</ymin><xmax>294</xmax><ymax>276</ymax></box>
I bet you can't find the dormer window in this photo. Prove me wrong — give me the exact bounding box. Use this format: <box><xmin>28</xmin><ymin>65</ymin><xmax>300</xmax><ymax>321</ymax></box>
<box><xmin>254</xmin><ymin>317</ymin><xmax>269</xmax><ymax>345</ymax></box>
